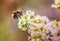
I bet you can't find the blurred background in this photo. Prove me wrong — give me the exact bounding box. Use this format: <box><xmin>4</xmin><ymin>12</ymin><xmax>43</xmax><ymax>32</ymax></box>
<box><xmin>0</xmin><ymin>0</ymin><xmax>60</xmax><ymax>41</ymax></box>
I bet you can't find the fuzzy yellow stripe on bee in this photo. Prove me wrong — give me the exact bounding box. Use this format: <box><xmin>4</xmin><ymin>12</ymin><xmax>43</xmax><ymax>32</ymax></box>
<box><xmin>12</xmin><ymin>14</ymin><xmax>14</xmax><ymax>17</ymax></box>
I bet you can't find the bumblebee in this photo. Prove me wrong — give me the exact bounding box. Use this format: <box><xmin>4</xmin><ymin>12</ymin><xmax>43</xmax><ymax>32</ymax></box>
<box><xmin>12</xmin><ymin>8</ymin><xmax>23</xmax><ymax>19</ymax></box>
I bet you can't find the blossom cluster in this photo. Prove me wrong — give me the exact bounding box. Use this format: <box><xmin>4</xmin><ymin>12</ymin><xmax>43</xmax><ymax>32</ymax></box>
<box><xmin>13</xmin><ymin>10</ymin><xmax>60</xmax><ymax>41</ymax></box>
<box><xmin>28</xmin><ymin>20</ymin><xmax>60</xmax><ymax>41</ymax></box>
